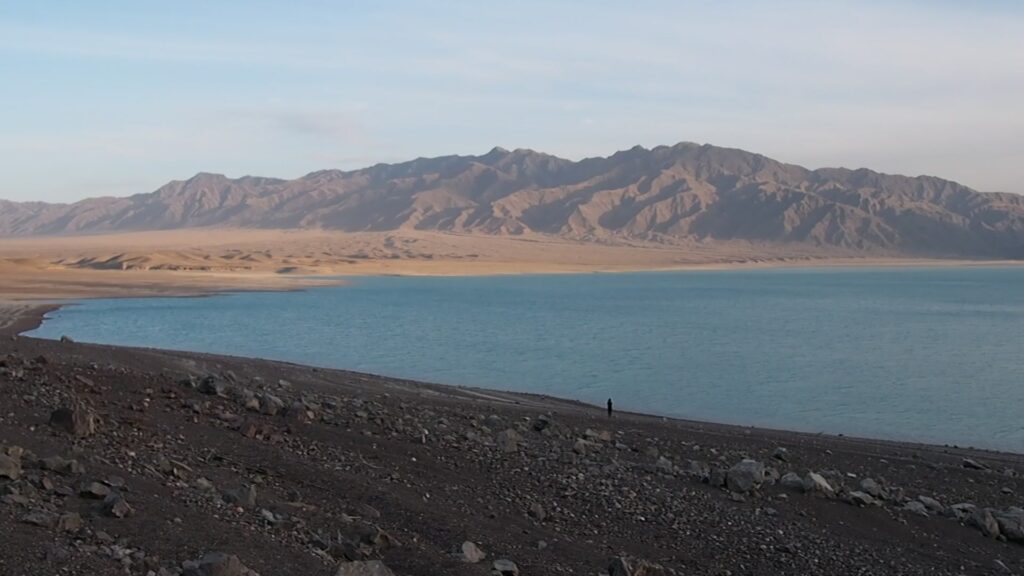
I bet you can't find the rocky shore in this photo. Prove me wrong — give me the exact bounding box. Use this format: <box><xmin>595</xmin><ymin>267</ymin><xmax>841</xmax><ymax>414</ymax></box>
<box><xmin>1</xmin><ymin>309</ymin><xmax>1023</xmax><ymax>575</ymax></box>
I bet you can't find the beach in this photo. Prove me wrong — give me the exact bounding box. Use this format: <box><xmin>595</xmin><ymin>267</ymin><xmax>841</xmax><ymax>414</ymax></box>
<box><xmin>2</xmin><ymin>302</ymin><xmax>1023</xmax><ymax>575</ymax></box>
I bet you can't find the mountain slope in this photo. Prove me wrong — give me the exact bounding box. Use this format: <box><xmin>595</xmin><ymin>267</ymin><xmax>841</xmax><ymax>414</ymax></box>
<box><xmin>2</xmin><ymin>142</ymin><xmax>1023</xmax><ymax>258</ymax></box>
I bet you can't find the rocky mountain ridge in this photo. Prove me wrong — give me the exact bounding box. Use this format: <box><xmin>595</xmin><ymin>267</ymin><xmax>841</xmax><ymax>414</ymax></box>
<box><xmin>3</xmin><ymin>143</ymin><xmax>1023</xmax><ymax>258</ymax></box>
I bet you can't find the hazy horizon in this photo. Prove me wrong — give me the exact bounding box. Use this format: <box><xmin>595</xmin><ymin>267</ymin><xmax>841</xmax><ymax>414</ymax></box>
<box><xmin>2</xmin><ymin>1</ymin><xmax>1022</xmax><ymax>202</ymax></box>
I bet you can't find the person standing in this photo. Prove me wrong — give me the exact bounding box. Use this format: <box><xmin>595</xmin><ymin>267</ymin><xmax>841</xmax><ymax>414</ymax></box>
<box><xmin>607</xmin><ymin>398</ymin><xmax>613</xmax><ymax>418</ymax></box>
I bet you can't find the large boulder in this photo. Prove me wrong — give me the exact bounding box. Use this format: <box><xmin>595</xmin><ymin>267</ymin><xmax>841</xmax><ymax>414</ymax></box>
<box><xmin>726</xmin><ymin>459</ymin><xmax>765</xmax><ymax>493</ymax></box>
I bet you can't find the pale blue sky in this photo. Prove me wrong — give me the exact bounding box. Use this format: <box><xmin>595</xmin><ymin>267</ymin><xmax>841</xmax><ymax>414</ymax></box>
<box><xmin>2</xmin><ymin>1</ymin><xmax>1022</xmax><ymax>202</ymax></box>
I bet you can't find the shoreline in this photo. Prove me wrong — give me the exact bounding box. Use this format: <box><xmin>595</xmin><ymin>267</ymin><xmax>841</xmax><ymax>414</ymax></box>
<box><xmin>6</xmin><ymin>300</ymin><xmax>1022</xmax><ymax>460</ymax></box>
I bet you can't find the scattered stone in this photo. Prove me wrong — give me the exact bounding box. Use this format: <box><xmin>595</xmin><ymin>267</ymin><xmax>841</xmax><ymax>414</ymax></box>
<box><xmin>79</xmin><ymin>480</ymin><xmax>112</xmax><ymax>499</ymax></box>
<box><xmin>528</xmin><ymin>502</ymin><xmax>546</xmax><ymax>521</ymax></box>
<box><xmin>59</xmin><ymin>335</ymin><xmax>74</xmax><ymax>343</ymax></box>
<box><xmin>492</xmin><ymin>559</ymin><xmax>520</xmax><ymax>576</ymax></box>
<box><xmin>573</xmin><ymin>438</ymin><xmax>590</xmax><ymax>455</ymax></box>
<box><xmin>183</xmin><ymin>552</ymin><xmax>259</xmax><ymax>576</ymax></box>
<box><xmin>20</xmin><ymin>510</ymin><xmax>56</xmax><ymax>528</ymax></box>
<box><xmin>917</xmin><ymin>495</ymin><xmax>943</xmax><ymax>514</ymax></box>
<box><xmin>222</xmin><ymin>485</ymin><xmax>258</xmax><ymax>509</ymax></box>
<box><xmin>655</xmin><ymin>456</ymin><xmax>674</xmax><ymax>475</ymax></box>
<box><xmin>455</xmin><ymin>541</ymin><xmax>486</xmax><ymax>563</ymax></box>
<box><xmin>609</xmin><ymin>555</ymin><xmax>676</xmax><ymax>576</ymax></box>
<box><xmin>779</xmin><ymin>472</ymin><xmax>806</xmax><ymax>492</ymax></box>
<box><xmin>968</xmin><ymin>508</ymin><xmax>1000</xmax><ymax>538</ymax></box>
<box><xmin>944</xmin><ymin>502</ymin><xmax>977</xmax><ymax>522</ymax></box>
<box><xmin>57</xmin><ymin>512</ymin><xmax>83</xmax><ymax>532</ymax></box>
<box><xmin>962</xmin><ymin>458</ymin><xmax>988</xmax><ymax>471</ymax></box>
<box><xmin>0</xmin><ymin>454</ymin><xmax>21</xmax><ymax>480</ymax></box>
<box><xmin>726</xmin><ymin>459</ymin><xmax>765</xmax><ymax>493</ymax></box>
<box><xmin>39</xmin><ymin>456</ymin><xmax>84</xmax><ymax>475</ymax></box>
<box><xmin>49</xmin><ymin>404</ymin><xmax>97</xmax><ymax>437</ymax></box>
<box><xmin>334</xmin><ymin>560</ymin><xmax>395</xmax><ymax>576</ymax></box>
<box><xmin>993</xmin><ymin>509</ymin><xmax>1024</xmax><ymax>542</ymax></box>
<box><xmin>804</xmin><ymin>472</ymin><xmax>835</xmax><ymax>497</ymax></box>
<box><xmin>771</xmin><ymin>447</ymin><xmax>789</xmax><ymax>462</ymax></box>
<box><xmin>902</xmin><ymin>501</ymin><xmax>929</xmax><ymax>517</ymax></box>
<box><xmin>260</xmin><ymin>394</ymin><xmax>285</xmax><ymax>416</ymax></box>
<box><xmin>496</xmin><ymin>429</ymin><xmax>522</xmax><ymax>453</ymax></box>
<box><xmin>859</xmin><ymin>477</ymin><xmax>885</xmax><ymax>499</ymax></box>
<box><xmin>102</xmin><ymin>493</ymin><xmax>134</xmax><ymax>518</ymax></box>
<box><xmin>847</xmin><ymin>491</ymin><xmax>876</xmax><ymax>506</ymax></box>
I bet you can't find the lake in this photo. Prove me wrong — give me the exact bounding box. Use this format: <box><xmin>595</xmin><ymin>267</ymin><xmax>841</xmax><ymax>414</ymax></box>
<box><xmin>27</xmin><ymin>266</ymin><xmax>1024</xmax><ymax>452</ymax></box>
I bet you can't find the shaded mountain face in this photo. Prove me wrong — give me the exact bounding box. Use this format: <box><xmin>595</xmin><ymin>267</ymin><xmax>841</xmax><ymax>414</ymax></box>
<box><xmin>2</xmin><ymin>143</ymin><xmax>1023</xmax><ymax>258</ymax></box>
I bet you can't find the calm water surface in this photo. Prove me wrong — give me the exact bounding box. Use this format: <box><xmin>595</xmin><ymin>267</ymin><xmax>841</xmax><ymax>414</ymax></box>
<box><xmin>28</xmin><ymin>267</ymin><xmax>1024</xmax><ymax>452</ymax></box>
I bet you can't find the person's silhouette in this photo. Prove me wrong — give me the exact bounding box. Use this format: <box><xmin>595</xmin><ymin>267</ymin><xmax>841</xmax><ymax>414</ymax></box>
<box><xmin>607</xmin><ymin>398</ymin><xmax>613</xmax><ymax>418</ymax></box>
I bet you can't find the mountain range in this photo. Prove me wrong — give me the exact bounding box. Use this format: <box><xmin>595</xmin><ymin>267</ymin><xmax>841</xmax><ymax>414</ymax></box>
<box><xmin>2</xmin><ymin>142</ymin><xmax>1022</xmax><ymax>258</ymax></box>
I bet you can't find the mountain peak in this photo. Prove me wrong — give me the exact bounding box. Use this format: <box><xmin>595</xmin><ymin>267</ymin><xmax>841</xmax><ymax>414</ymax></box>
<box><xmin>1</xmin><ymin>143</ymin><xmax>1021</xmax><ymax>258</ymax></box>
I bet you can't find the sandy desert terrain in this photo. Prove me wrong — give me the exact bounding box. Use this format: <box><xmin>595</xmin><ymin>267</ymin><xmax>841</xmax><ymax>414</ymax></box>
<box><xmin>2</xmin><ymin>228</ymin><xmax>1019</xmax><ymax>303</ymax></box>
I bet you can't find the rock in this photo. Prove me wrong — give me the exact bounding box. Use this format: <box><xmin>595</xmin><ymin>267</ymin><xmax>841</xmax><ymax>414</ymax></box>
<box><xmin>917</xmin><ymin>495</ymin><xmax>943</xmax><ymax>514</ymax></box>
<box><xmin>59</xmin><ymin>335</ymin><xmax>74</xmax><ymax>343</ymax></box>
<box><xmin>532</xmin><ymin>415</ymin><xmax>550</xmax><ymax>432</ymax></box>
<box><xmin>183</xmin><ymin>552</ymin><xmax>259</xmax><ymax>576</ymax></box>
<box><xmin>847</xmin><ymin>491</ymin><xmax>876</xmax><ymax>506</ymax></box>
<box><xmin>902</xmin><ymin>501</ymin><xmax>929</xmax><ymax>516</ymax></box>
<box><xmin>102</xmin><ymin>493</ymin><xmax>134</xmax><ymax>518</ymax></box>
<box><xmin>708</xmin><ymin>467</ymin><xmax>727</xmax><ymax>488</ymax></box>
<box><xmin>334</xmin><ymin>561</ymin><xmax>395</xmax><ymax>576</ymax></box>
<box><xmin>39</xmin><ymin>456</ymin><xmax>84</xmax><ymax>475</ymax></box>
<box><xmin>496</xmin><ymin>429</ymin><xmax>522</xmax><ymax>453</ymax></box>
<box><xmin>993</xmin><ymin>509</ymin><xmax>1024</xmax><ymax>542</ymax></box>
<box><xmin>79</xmin><ymin>481</ymin><xmax>112</xmax><ymax>499</ymax></box>
<box><xmin>573</xmin><ymin>438</ymin><xmax>590</xmax><ymax>455</ymax></box>
<box><xmin>804</xmin><ymin>472</ymin><xmax>835</xmax><ymax>497</ymax></box>
<box><xmin>655</xmin><ymin>456</ymin><xmax>674</xmax><ymax>475</ymax></box>
<box><xmin>609</xmin><ymin>556</ymin><xmax>676</xmax><ymax>576</ymax></box>
<box><xmin>779</xmin><ymin>472</ymin><xmax>806</xmax><ymax>492</ymax></box>
<box><xmin>771</xmin><ymin>447</ymin><xmax>789</xmax><ymax>462</ymax></box>
<box><xmin>222</xmin><ymin>485</ymin><xmax>258</xmax><ymax>509</ymax></box>
<box><xmin>962</xmin><ymin>458</ymin><xmax>988</xmax><ymax>470</ymax></box>
<box><xmin>20</xmin><ymin>510</ymin><xmax>56</xmax><ymax>527</ymax></box>
<box><xmin>528</xmin><ymin>502</ymin><xmax>546</xmax><ymax>521</ymax></box>
<box><xmin>49</xmin><ymin>405</ymin><xmax>97</xmax><ymax>437</ymax></box>
<box><xmin>198</xmin><ymin>377</ymin><xmax>229</xmax><ymax>397</ymax></box>
<box><xmin>944</xmin><ymin>502</ymin><xmax>977</xmax><ymax>521</ymax></box>
<box><xmin>726</xmin><ymin>459</ymin><xmax>765</xmax><ymax>493</ymax></box>
<box><xmin>858</xmin><ymin>477</ymin><xmax>885</xmax><ymax>499</ymax></box>
<box><xmin>0</xmin><ymin>454</ymin><xmax>21</xmax><ymax>480</ymax></box>
<box><xmin>685</xmin><ymin>460</ymin><xmax>709</xmax><ymax>480</ymax></box>
<box><xmin>455</xmin><ymin>541</ymin><xmax>486</xmax><ymax>563</ymax></box>
<box><xmin>260</xmin><ymin>394</ymin><xmax>285</xmax><ymax>416</ymax></box>
<box><xmin>57</xmin><ymin>512</ymin><xmax>83</xmax><ymax>532</ymax></box>
<box><xmin>492</xmin><ymin>559</ymin><xmax>520</xmax><ymax>576</ymax></box>
<box><xmin>968</xmin><ymin>508</ymin><xmax>1000</xmax><ymax>538</ymax></box>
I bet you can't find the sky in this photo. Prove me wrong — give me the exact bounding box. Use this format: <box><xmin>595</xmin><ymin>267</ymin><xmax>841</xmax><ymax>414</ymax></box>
<box><xmin>1</xmin><ymin>1</ymin><xmax>1022</xmax><ymax>203</ymax></box>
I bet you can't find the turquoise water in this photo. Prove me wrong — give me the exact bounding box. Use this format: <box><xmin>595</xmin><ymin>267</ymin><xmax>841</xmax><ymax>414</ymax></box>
<box><xmin>27</xmin><ymin>267</ymin><xmax>1024</xmax><ymax>452</ymax></box>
